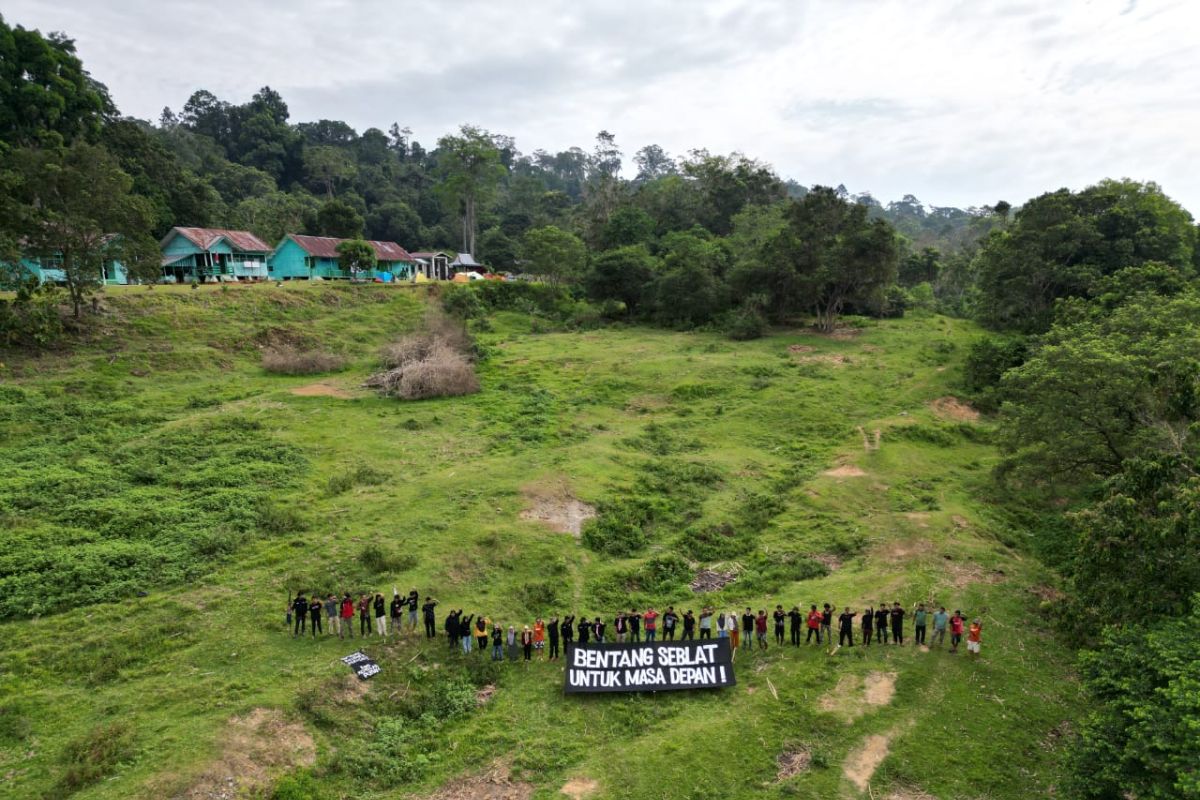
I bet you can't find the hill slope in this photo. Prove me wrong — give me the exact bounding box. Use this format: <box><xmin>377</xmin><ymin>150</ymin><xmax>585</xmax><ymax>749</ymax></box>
<box><xmin>0</xmin><ymin>283</ymin><xmax>1078</xmax><ymax>800</ymax></box>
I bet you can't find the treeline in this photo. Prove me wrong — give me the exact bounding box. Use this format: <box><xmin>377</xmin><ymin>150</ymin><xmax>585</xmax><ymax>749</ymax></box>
<box><xmin>2</xmin><ymin>14</ymin><xmax>1003</xmax><ymax>339</ymax></box>
<box><xmin>955</xmin><ymin>183</ymin><xmax>1200</xmax><ymax>799</ymax></box>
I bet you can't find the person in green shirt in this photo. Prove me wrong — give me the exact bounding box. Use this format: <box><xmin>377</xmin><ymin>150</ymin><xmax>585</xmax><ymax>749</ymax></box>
<box><xmin>931</xmin><ymin>606</ymin><xmax>949</xmax><ymax>647</ymax></box>
<box><xmin>913</xmin><ymin>603</ymin><xmax>928</xmax><ymax>646</ymax></box>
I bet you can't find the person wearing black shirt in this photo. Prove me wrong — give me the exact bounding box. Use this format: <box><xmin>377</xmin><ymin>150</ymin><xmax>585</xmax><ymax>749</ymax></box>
<box><xmin>406</xmin><ymin>589</ymin><xmax>420</xmax><ymax>633</ymax></box>
<box><xmin>578</xmin><ymin>617</ymin><xmax>591</xmax><ymax>644</ymax></box>
<box><xmin>614</xmin><ymin>612</ymin><xmax>628</xmax><ymax>643</ymax></box>
<box><xmin>373</xmin><ymin>593</ymin><xmax>387</xmax><ymax>637</ymax></box>
<box><xmin>628</xmin><ymin>608</ymin><xmax>642</xmax><ymax>642</ymax></box>
<box><xmin>838</xmin><ymin>608</ymin><xmax>857</xmax><ymax>646</ymax></box>
<box><xmin>491</xmin><ymin>624</ymin><xmax>504</xmax><ymax>661</ymax></box>
<box><xmin>890</xmin><ymin>602</ymin><xmax>905</xmax><ymax>645</ymax></box>
<box><xmin>422</xmin><ymin>598</ymin><xmax>438</xmax><ymax>638</ymax></box>
<box><xmin>788</xmin><ymin>606</ymin><xmax>803</xmax><ymax>646</ymax></box>
<box><xmin>662</xmin><ymin>607</ymin><xmax>678</xmax><ymax>641</ymax></box>
<box><xmin>862</xmin><ymin>605</ymin><xmax>874</xmax><ymax>646</ymax></box>
<box><xmin>308</xmin><ymin>597</ymin><xmax>323</xmax><ymax>637</ymax></box>
<box><xmin>445</xmin><ymin>610</ymin><xmax>459</xmax><ymax>649</ymax></box>
<box><xmin>593</xmin><ymin>617</ymin><xmax>606</xmax><ymax>643</ymax></box>
<box><xmin>874</xmin><ymin>604</ymin><xmax>889</xmax><ymax>644</ymax></box>
<box><xmin>820</xmin><ymin>603</ymin><xmax>833</xmax><ymax>643</ymax></box>
<box><xmin>682</xmin><ymin>610</ymin><xmax>696</xmax><ymax>641</ymax></box>
<box><xmin>459</xmin><ymin>613</ymin><xmax>475</xmax><ymax>654</ymax></box>
<box><xmin>548</xmin><ymin>615</ymin><xmax>560</xmax><ymax>660</ymax></box>
<box><xmin>292</xmin><ymin>593</ymin><xmax>308</xmax><ymax>636</ymax></box>
<box><xmin>389</xmin><ymin>594</ymin><xmax>404</xmax><ymax>639</ymax></box>
<box><xmin>773</xmin><ymin>605</ymin><xmax>786</xmax><ymax>646</ymax></box>
<box><xmin>741</xmin><ymin>608</ymin><xmax>755</xmax><ymax>650</ymax></box>
<box><xmin>561</xmin><ymin>615</ymin><xmax>575</xmax><ymax>646</ymax></box>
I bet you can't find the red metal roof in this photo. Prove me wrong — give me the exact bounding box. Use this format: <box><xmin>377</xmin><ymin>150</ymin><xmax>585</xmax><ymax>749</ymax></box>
<box><xmin>169</xmin><ymin>227</ymin><xmax>272</xmax><ymax>253</ymax></box>
<box><xmin>288</xmin><ymin>235</ymin><xmax>414</xmax><ymax>262</ymax></box>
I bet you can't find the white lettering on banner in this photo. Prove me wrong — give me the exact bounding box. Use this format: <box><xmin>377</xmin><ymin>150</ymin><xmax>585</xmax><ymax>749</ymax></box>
<box><xmin>656</xmin><ymin>643</ymin><xmax>720</xmax><ymax>666</ymax></box>
<box><xmin>669</xmin><ymin>666</ymin><xmax>717</xmax><ymax>685</ymax></box>
<box><xmin>563</xmin><ymin>640</ymin><xmax>735</xmax><ymax>693</ymax></box>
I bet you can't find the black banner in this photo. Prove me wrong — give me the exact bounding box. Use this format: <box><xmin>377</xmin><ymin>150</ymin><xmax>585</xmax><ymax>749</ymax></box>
<box><xmin>341</xmin><ymin>651</ymin><xmax>380</xmax><ymax>680</ymax></box>
<box><xmin>564</xmin><ymin>639</ymin><xmax>736</xmax><ymax>693</ymax></box>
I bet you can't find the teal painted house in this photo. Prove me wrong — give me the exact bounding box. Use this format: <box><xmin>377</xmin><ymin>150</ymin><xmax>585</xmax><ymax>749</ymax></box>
<box><xmin>269</xmin><ymin>235</ymin><xmax>416</xmax><ymax>281</ymax></box>
<box><xmin>160</xmin><ymin>227</ymin><xmax>271</xmax><ymax>283</ymax></box>
<box><xmin>0</xmin><ymin>237</ymin><xmax>129</xmax><ymax>288</ymax></box>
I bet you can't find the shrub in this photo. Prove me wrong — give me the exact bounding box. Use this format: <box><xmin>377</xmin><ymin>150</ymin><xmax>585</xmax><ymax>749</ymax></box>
<box><xmin>358</xmin><ymin>544</ymin><xmax>417</xmax><ymax>574</ymax></box>
<box><xmin>963</xmin><ymin>335</ymin><xmax>1028</xmax><ymax>411</ymax></box>
<box><xmin>737</xmin><ymin>552</ymin><xmax>830</xmax><ymax>595</ymax></box>
<box><xmin>726</xmin><ymin>306</ymin><xmax>766</xmax><ymax>340</ymax></box>
<box><xmin>261</xmin><ymin>346</ymin><xmax>346</xmax><ymax>375</ymax></box>
<box><xmin>369</xmin><ymin>314</ymin><xmax>480</xmax><ymax>401</ymax></box>
<box><xmin>679</xmin><ymin>522</ymin><xmax>753</xmax><ymax>561</ymax></box>
<box><xmin>516</xmin><ymin>580</ymin><xmax>560</xmax><ymax>613</ymax></box>
<box><xmin>55</xmin><ymin>721</ymin><xmax>136</xmax><ymax>796</ymax></box>
<box><xmin>327</xmin><ymin>463</ymin><xmax>390</xmax><ymax>495</ymax></box>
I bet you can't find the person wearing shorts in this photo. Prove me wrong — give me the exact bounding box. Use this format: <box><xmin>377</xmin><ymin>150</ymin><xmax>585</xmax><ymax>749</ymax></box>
<box><xmin>967</xmin><ymin>619</ymin><xmax>982</xmax><ymax>657</ymax></box>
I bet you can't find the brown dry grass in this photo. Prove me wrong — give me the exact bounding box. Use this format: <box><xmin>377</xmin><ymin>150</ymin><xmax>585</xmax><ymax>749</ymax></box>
<box><xmin>929</xmin><ymin>396</ymin><xmax>980</xmax><ymax>422</ymax></box>
<box><xmin>368</xmin><ymin>312</ymin><xmax>480</xmax><ymax>400</ymax></box>
<box><xmin>775</xmin><ymin>748</ymin><xmax>811</xmax><ymax>780</ymax></box>
<box><xmin>423</xmin><ymin>761</ymin><xmax>534</xmax><ymax>800</ymax></box>
<box><xmin>824</xmin><ymin>464</ymin><xmax>867</xmax><ymax>478</ymax></box>
<box><xmin>261</xmin><ymin>346</ymin><xmax>346</xmax><ymax>375</ymax></box>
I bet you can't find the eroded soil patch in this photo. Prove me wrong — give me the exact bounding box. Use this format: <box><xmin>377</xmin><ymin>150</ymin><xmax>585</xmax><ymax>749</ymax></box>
<box><xmin>775</xmin><ymin>748</ymin><xmax>811</xmax><ymax>781</ymax></box>
<box><xmin>929</xmin><ymin>396</ymin><xmax>980</xmax><ymax>422</ymax></box>
<box><xmin>520</xmin><ymin>480</ymin><xmax>596</xmax><ymax>537</ymax></box>
<box><xmin>561</xmin><ymin>777</ymin><xmax>599</xmax><ymax>799</ymax></box>
<box><xmin>691</xmin><ymin>568</ymin><xmax>737</xmax><ymax>593</ymax></box>
<box><xmin>425</xmin><ymin>762</ymin><xmax>534</xmax><ymax>800</ymax></box>
<box><xmin>819</xmin><ymin>671</ymin><xmax>896</xmax><ymax>721</ymax></box>
<box><xmin>173</xmin><ymin>708</ymin><xmax>315</xmax><ymax>800</ymax></box>
<box><xmin>291</xmin><ymin>382</ymin><xmax>354</xmax><ymax>399</ymax></box>
<box><xmin>843</xmin><ymin>732</ymin><xmax>892</xmax><ymax>792</ymax></box>
<box><xmin>824</xmin><ymin>464</ymin><xmax>866</xmax><ymax>478</ymax></box>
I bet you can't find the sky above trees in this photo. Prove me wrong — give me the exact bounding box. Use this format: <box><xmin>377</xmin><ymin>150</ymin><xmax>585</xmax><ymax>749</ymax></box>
<box><xmin>8</xmin><ymin>0</ymin><xmax>1200</xmax><ymax>212</ymax></box>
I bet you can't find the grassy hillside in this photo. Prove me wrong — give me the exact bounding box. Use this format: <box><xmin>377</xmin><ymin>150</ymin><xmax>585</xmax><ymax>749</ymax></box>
<box><xmin>0</xmin><ymin>283</ymin><xmax>1078</xmax><ymax>800</ymax></box>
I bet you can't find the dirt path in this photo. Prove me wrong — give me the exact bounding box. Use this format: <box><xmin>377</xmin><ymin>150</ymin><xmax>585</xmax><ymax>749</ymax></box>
<box><xmin>843</xmin><ymin>732</ymin><xmax>892</xmax><ymax>792</ymax></box>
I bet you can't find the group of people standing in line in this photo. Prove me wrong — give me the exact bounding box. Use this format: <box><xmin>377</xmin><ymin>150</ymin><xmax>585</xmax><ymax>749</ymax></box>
<box><xmin>287</xmin><ymin>591</ymin><xmax>986</xmax><ymax>659</ymax></box>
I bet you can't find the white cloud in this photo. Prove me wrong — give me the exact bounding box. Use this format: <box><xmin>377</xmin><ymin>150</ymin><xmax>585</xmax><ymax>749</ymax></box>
<box><xmin>6</xmin><ymin>0</ymin><xmax>1200</xmax><ymax>212</ymax></box>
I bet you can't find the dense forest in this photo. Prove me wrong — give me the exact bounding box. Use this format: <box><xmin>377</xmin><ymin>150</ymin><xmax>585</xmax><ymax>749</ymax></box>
<box><xmin>2</xmin><ymin>14</ymin><xmax>1199</xmax><ymax>800</ymax></box>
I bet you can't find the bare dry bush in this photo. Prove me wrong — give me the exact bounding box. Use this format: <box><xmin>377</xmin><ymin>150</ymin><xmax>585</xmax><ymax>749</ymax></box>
<box><xmin>261</xmin><ymin>346</ymin><xmax>346</xmax><ymax>375</ymax></box>
<box><xmin>368</xmin><ymin>313</ymin><xmax>480</xmax><ymax>400</ymax></box>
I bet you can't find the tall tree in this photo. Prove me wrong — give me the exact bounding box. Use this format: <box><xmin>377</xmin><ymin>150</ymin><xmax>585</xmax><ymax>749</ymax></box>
<box><xmin>434</xmin><ymin>125</ymin><xmax>506</xmax><ymax>256</ymax></box>
<box><xmin>3</xmin><ymin>142</ymin><xmax>155</xmax><ymax>317</ymax></box>
<box><xmin>0</xmin><ymin>17</ymin><xmax>113</xmax><ymax>146</ymax></box>
<box><xmin>304</xmin><ymin>145</ymin><xmax>357</xmax><ymax>198</ymax></box>
<box><xmin>633</xmin><ymin>144</ymin><xmax>676</xmax><ymax>183</ymax></box>
<box><xmin>314</xmin><ymin>198</ymin><xmax>364</xmax><ymax>238</ymax></box>
<box><xmin>522</xmin><ymin>225</ymin><xmax>586</xmax><ymax>285</ymax></box>
<box><xmin>762</xmin><ymin>186</ymin><xmax>899</xmax><ymax>330</ymax></box>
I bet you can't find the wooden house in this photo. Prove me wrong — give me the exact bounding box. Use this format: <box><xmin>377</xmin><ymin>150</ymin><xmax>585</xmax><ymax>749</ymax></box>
<box><xmin>1</xmin><ymin>237</ymin><xmax>129</xmax><ymax>288</ymax></box>
<box><xmin>270</xmin><ymin>235</ymin><xmax>416</xmax><ymax>281</ymax></box>
<box><xmin>411</xmin><ymin>251</ymin><xmax>452</xmax><ymax>280</ymax></box>
<box><xmin>160</xmin><ymin>227</ymin><xmax>272</xmax><ymax>283</ymax></box>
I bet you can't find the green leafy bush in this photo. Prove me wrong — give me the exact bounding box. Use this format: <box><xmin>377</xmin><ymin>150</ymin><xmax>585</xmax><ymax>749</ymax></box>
<box><xmin>54</xmin><ymin>721</ymin><xmax>136</xmax><ymax>796</ymax></box>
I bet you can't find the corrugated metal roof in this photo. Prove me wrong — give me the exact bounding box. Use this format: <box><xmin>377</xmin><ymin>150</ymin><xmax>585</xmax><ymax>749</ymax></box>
<box><xmin>410</xmin><ymin>251</ymin><xmax>448</xmax><ymax>259</ymax></box>
<box><xmin>450</xmin><ymin>252</ymin><xmax>481</xmax><ymax>267</ymax></box>
<box><xmin>167</xmin><ymin>227</ymin><xmax>272</xmax><ymax>253</ymax></box>
<box><xmin>288</xmin><ymin>235</ymin><xmax>414</xmax><ymax>262</ymax></box>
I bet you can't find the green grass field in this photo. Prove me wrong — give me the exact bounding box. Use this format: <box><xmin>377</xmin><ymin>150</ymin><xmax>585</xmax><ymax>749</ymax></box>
<box><xmin>0</xmin><ymin>283</ymin><xmax>1078</xmax><ymax>800</ymax></box>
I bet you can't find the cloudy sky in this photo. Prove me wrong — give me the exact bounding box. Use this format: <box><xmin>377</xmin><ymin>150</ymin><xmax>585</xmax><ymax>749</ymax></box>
<box><xmin>8</xmin><ymin>0</ymin><xmax>1200</xmax><ymax>212</ymax></box>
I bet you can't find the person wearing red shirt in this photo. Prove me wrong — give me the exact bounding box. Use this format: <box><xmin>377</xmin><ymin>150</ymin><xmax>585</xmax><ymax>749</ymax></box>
<box><xmin>643</xmin><ymin>607</ymin><xmax>659</xmax><ymax>642</ymax></box>
<box><xmin>949</xmin><ymin>610</ymin><xmax>966</xmax><ymax>653</ymax></box>
<box><xmin>806</xmin><ymin>604</ymin><xmax>823</xmax><ymax>644</ymax></box>
<box><xmin>755</xmin><ymin>610</ymin><xmax>768</xmax><ymax>649</ymax></box>
<box><xmin>339</xmin><ymin>593</ymin><xmax>355</xmax><ymax>640</ymax></box>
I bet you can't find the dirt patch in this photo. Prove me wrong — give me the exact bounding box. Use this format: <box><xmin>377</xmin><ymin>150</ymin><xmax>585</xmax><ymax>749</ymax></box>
<box><xmin>951</xmin><ymin>515</ymin><xmax>970</xmax><ymax>529</ymax></box>
<box><xmin>775</xmin><ymin>748</ymin><xmax>811</xmax><ymax>781</ymax></box>
<box><xmin>253</xmin><ymin>326</ymin><xmax>314</xmax><ymax>351</ymax></box>
<box><xmin>945</xmin><ymin>562</ymin><xmax>1007</xmax><ymax>590</ymax></box>
<box><xmin>882</xmin><ymin>789</ymin><xmax>939</xmax><ymax>800</ymax></box>
<box><xmin>903</xmin><ymin>511</ymin><xmax>931</xmax><ymax>528</ymax></box>
<box><xmin>863</xmin><ymin>672</ymin><xmax>897</xmax><ymax>707</ymax></box>
<box><xmin>625</xmin><ymin>394</ymin><xmax>669</xmax><ymax>412</ymax></box>
<box><xmin>811</xmin><ymin>553</ymin><xmax>843</xmax><ymax>571</ymax></box>
<box><xmin>425</xmin><ymin>762</ymin><xmax>534</xmax><ymax>800</ymax></box>
<box><xmin>787</xmin><ymin>344</ymin><xmax>816</xmax><ymax>354</ymax></box>
<box><xmin>1042</xmin><ymin>720</ymin><xmax>1075</xmax><ymax>750</ymax></box>
<box><xmin>819</xmin><ymin>672</ymin><xmax>896</xmax><ymax>721</ymax></box>
<box><xmin>817</xmin><ymin>325</ymin><xmax>863</xmax><ymax>340</ymax></box>
<box><xmin>691</xmin><ymin>568</ymin><xmax>737</xmax><ymax>593</ymax></box>
<box><xmin>1029</xmin><ymin>584</ymin><xmax>1066</xmax><ymax>603</ymax></box>
<box><xmin>930</xmin><ymin>396</ymin><xmax>980</xmax><ymax>422</ymax></box>
<box><xmin>875</xmin><ymin>538</ymin><xmax>933</xmax><ymax>562</ymax></box>
<box><xmin>290</xmin><ymin>382</ymin><xmax>354</xmax><ymax>399</ymax></box>
<box><xmin>823</xmin><ymin>464</ymin><xmax>866</xmax><ymax>478</ymax></box>
<box><xmin>843</xmin><ymin>732</ymin><xmax>892</xmax><ymax>792</ymax></box>
<box><xmin>475</xmin><ymin>684</ymin><xmax>497</xmax><ymax>706</ymax></box>
<box><xmin>795</xmin><ymin>353</ymin><xmax>851</xmax><ymax>366</ymax></box>
<box><xmin>519</xmin><ymin>480</ymin><xmax>596</xmax><ymax>537</ymax></box>
<box><xmin>561</xmin><ymin>777</ymin><xmax>599</xmax><ymax>799</ymax></box>
<box><xmin>337</xmin><ymin>674</ymin><xmax>371</xmax><ymax>703</ymax></box>
<box><xmin>173</xmin><ymin>708</ymin><xmax>315</xmax><ymax>800</ymax></box>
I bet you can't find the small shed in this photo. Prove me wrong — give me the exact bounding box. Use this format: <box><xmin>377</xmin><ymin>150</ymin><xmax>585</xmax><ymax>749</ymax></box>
<box><xmin>411</xmin><ymin>251</ymin><xmax>452</xmax><ymax>281</ymax></box>
<box><xmin>450</xmin><ymin>253</ymin><xmax>482</xmax><ymax>274</ymax></box>
<box><xmin>270</xmin><ymin>235</ymin><xmax>417</xmax><ymax>280</ymax></box>
<box><xmin>160</xmin><ymin>227</ymin><xmax>272</xmax><ymax>283</ymax></box>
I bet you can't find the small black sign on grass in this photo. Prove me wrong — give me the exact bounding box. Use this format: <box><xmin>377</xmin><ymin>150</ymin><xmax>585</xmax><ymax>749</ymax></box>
<box><xmin>341</xmin><ymin>651</ymin><xmax>380</xmax><ymax>680</ymax></box>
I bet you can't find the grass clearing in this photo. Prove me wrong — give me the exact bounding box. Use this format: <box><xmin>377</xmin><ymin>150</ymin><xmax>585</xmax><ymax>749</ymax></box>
<box><xmin>0</xmin><ymin>283</ymin><xmax>1078</xmax><ymax>799</ymax></box>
